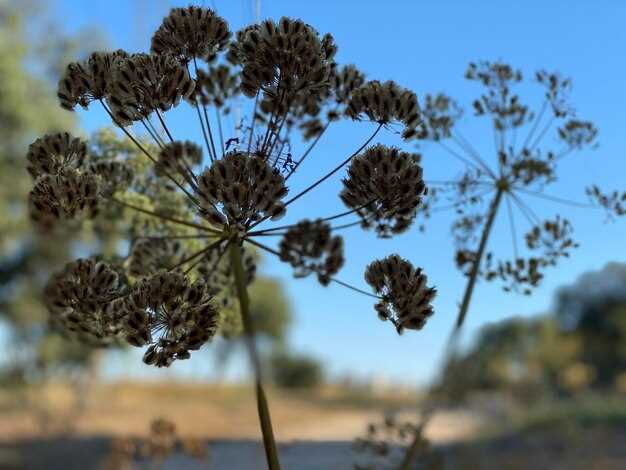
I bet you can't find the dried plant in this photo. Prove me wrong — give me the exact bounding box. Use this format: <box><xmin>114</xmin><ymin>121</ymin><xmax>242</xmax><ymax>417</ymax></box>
<box><xmin>27</xmin><ymin>7</ymin><xmax>437</xmax><ymax>469</ymax></box>
<box><xmin>353</xmin><ymin>413</ymin><xmax>442</xmax><ymax>470</ymax></box>
<box><xmin>103</xmin><ymin>418</ymin><xmax>209</xmax><ymax>470</ymax></box>
<box><xmin>396</xmin><ymin>61</ymin><xmax>624</xmax><ymax>470</ymax></box>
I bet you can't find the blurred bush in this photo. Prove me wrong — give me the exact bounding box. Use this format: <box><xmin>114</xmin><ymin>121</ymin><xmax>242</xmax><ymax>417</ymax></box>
<box><xmin>270</xmin><ymin>349</ymin><xmax>324</xmax><ymax>389</ymax></box>
<box><xmin>436</xmin><ymin>262</ymin><xmax>626</xmax><ymax>400</ymax></box>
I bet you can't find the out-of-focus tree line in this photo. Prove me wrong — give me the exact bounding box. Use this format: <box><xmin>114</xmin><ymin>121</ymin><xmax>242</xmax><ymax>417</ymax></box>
<box><xmin>437</xmin><ymin>262</ymin><xmax>626</xmax><ymax>400</ymax></box>
<box><xmin>0</xmin><ymin>1</ymin><xmax>316</xmax><ymax>392</ymax></box>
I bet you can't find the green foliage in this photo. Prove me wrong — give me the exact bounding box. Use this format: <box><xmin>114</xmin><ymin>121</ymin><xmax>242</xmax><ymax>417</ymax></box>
<box><xmin>270</xmin><ymin>349</ymin><xmax>324</xmax><ymax>389</ymax></box>
<box><xmin>248</xmin><ymin>277</ymin><xmax>292</xmax><ymax>342</ymax></box>
<box><xmin>556</xmin><ymin>262</ymin><xmax>626</xmax><ymax>386</ymax></box>
<box><xmin>0</xmin><ymin>3</ymin><xmax>79</xmax><ymax>376</ymax></box>
<box><xmin>437</xmin><ymin>263</ymin><xmax>626</xmax><ymax>399</ymax></box>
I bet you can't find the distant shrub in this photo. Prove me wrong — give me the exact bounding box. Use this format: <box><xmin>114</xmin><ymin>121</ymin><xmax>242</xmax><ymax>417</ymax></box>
<box><xmin>270</xmin><ymin>350</ymin><xmax>324</xmax><ymax>389</ymax></box>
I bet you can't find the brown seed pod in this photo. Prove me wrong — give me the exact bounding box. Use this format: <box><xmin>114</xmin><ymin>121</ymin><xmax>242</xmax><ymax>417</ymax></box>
<box><xmin>365</xmin><ymin>255</ymin><xmax>436</xmax><ymax>333</ymax></box>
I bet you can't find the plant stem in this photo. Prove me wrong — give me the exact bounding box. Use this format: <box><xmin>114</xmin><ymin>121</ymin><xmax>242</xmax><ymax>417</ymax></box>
<box><xmin>229</xmin><ymin>242</ymin><xmax>281</xmax><ymax>470</ymax></box>
<box><xmin>398</xmin><ymin>187</ymin><xmax>504</xmax><ymax>470</ymax></box>
<box><xmin>454</xmin><ymin>186</ymin><xmax>503</xmax><ymax>329</ymax></box>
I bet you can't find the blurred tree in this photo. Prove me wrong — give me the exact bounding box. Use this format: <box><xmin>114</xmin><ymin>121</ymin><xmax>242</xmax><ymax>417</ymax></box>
<box><xmin>436</xmin><ymin>263</ymin><xmax>626</xmax><ymax>399</ymax></box>
<box><xmin>269</xmin><ymin>348</ymin><xmax>324</xmax><ymax>389</ymax></box>
<box><xmin>0</xmin><ymin>0</ymin><xmax>79</xmax><ymax>382</ymax></box>
<box><xmin>435</xmin><ymin>315</ymin><xmax>582</xmax><ymax>401</ymax></box>
<box><xmin>556</xmin><ymin>262</ymin><xmax>626</xmax><ymax>387</ymax></box>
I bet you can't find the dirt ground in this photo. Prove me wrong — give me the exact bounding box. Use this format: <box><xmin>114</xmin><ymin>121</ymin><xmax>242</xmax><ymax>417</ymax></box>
<box><xmin>1</xmin><ymin>382</ymin><xmax>624</xmax><ymax>469</ymax></box>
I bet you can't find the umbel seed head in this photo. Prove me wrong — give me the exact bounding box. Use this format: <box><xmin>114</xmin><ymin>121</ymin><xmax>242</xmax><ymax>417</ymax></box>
<box><xmin>279</xmin><ymin>219</ymin><xmax>345</xmax><ymax>285</ymax></box>
<box><xmin>151</xmin><ymin>6</ymin><xmax>231</xmax><ymax>63</ymax></box>
<box><xmin>106</xmin><ymin>53</ymin><xmax>195</xmax><ymax>126</ymax></box>
<box><xmin>57</xmin><ymin>50</ymin><xmax>129</xmax><ymax>110</ymax></box>
<box><xmin>44</xmin><ymin>258</ymin><xmax>127</xmax><ymax>344</ymax></box>
<box><xmin>196</xmin><ymin>152</ymin><xmax>288</xmax><ymax>229</ymax></box>
<box><xmin>341</xmin><ymin>144</ymin><xmax>426</xmax><ymax>237</ymax></box>
<box><xmin>121</xmin><ymin>271</ymin><xmax>219</xmax><ymax>367</ymax></box>
<box><xmin>347</xmin><ymin>80</ymin><xmax>422</xmax><ymax>140</ymax></box>
<box><xmin>231</xmin><ymin>17</ymin><xmax>335</xmax><ymax>107</ymax></box>
<box><xmin>26</xmin><ymin>132</ymin><xmax>87</xmax><ymax>179</ymax></box>
<box><xmin>365</xmin><ymin>255</ymin><xmax>436</xmax><ymax>334</ymax></box>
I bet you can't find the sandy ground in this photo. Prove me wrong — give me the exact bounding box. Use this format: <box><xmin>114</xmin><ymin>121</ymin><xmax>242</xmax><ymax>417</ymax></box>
<box><xmin>1</xmin><ymin>383</ymin><xmax>625</xmax><ymax>469</ymax></box>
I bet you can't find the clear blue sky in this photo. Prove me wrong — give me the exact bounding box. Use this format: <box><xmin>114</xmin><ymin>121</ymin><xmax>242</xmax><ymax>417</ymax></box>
<box><xmin>48</xmin><ymin>0</ymin><xmax>626</xmax><ymax>385</ymax></box>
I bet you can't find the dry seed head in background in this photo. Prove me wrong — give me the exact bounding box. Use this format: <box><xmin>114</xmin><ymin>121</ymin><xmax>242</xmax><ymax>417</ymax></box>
<box><xmin>414</xmin><ymin>60</ymin><xmax>623</xmax><ymax>296</ymax></box>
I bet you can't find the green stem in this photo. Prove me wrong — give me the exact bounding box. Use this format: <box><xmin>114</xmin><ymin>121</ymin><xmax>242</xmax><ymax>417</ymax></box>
<box><xmin>229</xmin><ymin>241</ymin><xmax>281</xmax><ymax>470</ymax></box>
<box><xmin>398</xmin><ymin>187</ymin><xmax>504</xmax><ymax>470</ymax></box>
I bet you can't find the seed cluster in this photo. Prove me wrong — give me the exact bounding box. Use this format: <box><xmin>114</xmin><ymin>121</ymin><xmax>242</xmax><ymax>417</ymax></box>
<box><xmin>157</xmin><ymin>140</ymin><xmax>203</xmax><ymax>178</ymax></box>
<box><xmin>332</xmin><ymin>65</ymin><xmax>366</xmax><ymax>105</ymax></box>
<box><xmin>198</xmin><ymin>244</ymin><xmax>256</xmax><ymax>308</ymax></box>
<box><xmin>231</xmin><ymin>18</ymin><xmax>336</xmax><ymax>103</ymax></box>
<box><xmin>279</xmin><ymin>219</ymin><xmax>344</xmax><ymax>286</ymax></box>
<box><xmin>107</xmin><ymin>53</ymin><xmax>195</xmax><ymax>126</ymax></box>
<box><xmin>26</xmin><ymin>132</ymin><xmax>87</xmax><ymax>179</ymax></box>
<box><xmin>44</xmin><ymin>259</ymin><xmax>126</xmax><ymax>343</ymax></box>
<box><xmin>558</xmin><ymin>120</ymin><xmax>598</xmax><ymax>149</ymax></box>
<box><xmin>151</xmin><ymin>6</ymin><xmax>231</xmax><ymax>63</ymax></box>
<box><xmin>57</xmin><ymin>50</ymin><xmax>129</xmax><ymax>110</ymax></box>
<box><xmin>25</xmin><ymin>132</ymin><xmax>132</xmax><ymax>231</ymax></box>
<box><xmin>365</xmin><ymin>255</ymin><xmax>436</xmax><ymax>333</ymax></box>
<box><xmin>196</xmin><ymin>152</ymin><xmax>288</xmax><ymax>229</ymax></box>
<box><xmin>347</xmin><ymin>80</ymin><xmax>421</xmax><ymax>139</ymax></box>
<box><xmin>29</xmin><ymin>170</ymin><xmax>100</xmax><ymax>230</ymax></box>
<box><xmin>88</xmin><ymin>160</ymin><xmax>134</xmax><ymax>197</ymax></box>
<box><xmin>122</xmin><ymin>272</ymin><xmax>219</xmax><ymax>367</ymax></box>
<box><xmin>34</xmin><ymin>5</ymin><xmax>439</xmax><ymax>377</ymax></box>
<box><xmin>419</xmin><ymin>93</ymin><xmax>463</xmax><ymax>141</ymax></box>
<box><xmin>128</xmin><ymin>238</ymin><xmax>184</xmax><ymax>278</ymax></box>
<box><xmin>341</xmin><ymin>144</ymin><xmax>426</xmax><ymax>237</ymax></box>
<box><xmin>195</xmin><ymin>65</ymin><xmax>240</xmax><ymax>109</ymax></box>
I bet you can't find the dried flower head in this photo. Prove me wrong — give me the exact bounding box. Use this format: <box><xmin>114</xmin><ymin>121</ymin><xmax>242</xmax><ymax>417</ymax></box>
<box><xmin>197</xmin><ymin>152</ymin><xmax>288</xmax><ymax>229</ymax></box>
<box><xmin>414</xmin><ymin>60</ymin><xmax>605</xmax><ymax>297</ymax></box>
<box><xmin>197</xmin><ymin>243</ymin><xmax>255</xmax><ymax>308</ymax></box>
<box><xmin>88</xmin><ymin>160</ymin><xmax>134</xmax><ymax>197</ymax></box>
<box><xmin>122</xmin><ymin>272</ymin><xmax>218</xmax><ymax>367</ymax></box>
<box><xmin>28</xmin><ymin>170</ymin><xmax>100</xmax><ymax>230</ymax></box>
<box><xmin>128</xmin><ymin>238</ymin><xmax>185</xmax><ymax>278</ymax></box>
<box><xmin>57</xmin><ymin>50</ymin><xmax>129</xmax><ymax>110</ymax></box>
<box><xmin>365</xmin><ymin>255</ymin><xmax>436</xmax><ymax>333</ymax></box>
<box><xmin>279</xmin><ymin>219</ymin><xmax>344</xmax><ymax>285</ymax></box>
<box><xmin>419</xmin><ymin>93</ymin><xmax>463</xmax><ymax>141</ymax></box>
<box><xmin>195</xmin><ymin>65</ymin><xmax>240</xmax><ymax>109</ymax></box>
<box><xmin>586</xmin><ymin>185</ymin><xmax>626</xmax><ymax>219</ymax></box>
<box><xmin>26</xmin><ymin>132</ymin><xmax>87</xmax><ymax>179</ymax></box>
<box><xmin>332</xmin><ymin>65</ymin><xmax>366</xmax><ymax>105</ymax></box>
<box><xmin>558</xmin><ymin>119</ymin><xmax>598</xmax><ymax>148</ymax></box>
<box><xmin>156</xmin><ymin>140</ymin><xmax>203</xmax><ymax>178</ymax></box>
<box><xmin>106</xmin><ymin>53</ymin><xmax>195</xmax><ymax>126</ymax></box>
<box><xmin>232</xmin><ymin>17</ymin><xmax>335</xmax><ymax>105</ymax></box>
<box><xmin>44</xmin><ymin>258</ymin><xmax>126</xmax><ymax>343</ymax></box>
<box><xmin>341</xmin><ymin>144</ymin><xmax>426</xmax><ymax>237</ymax></box>
<box><xmin>151</xmin><ymin>6</ymin><xmax>230</xmax><ymax>63</ymax></box>
<box><xmin>347</xmin><ymin>80</ymin><xmax>422</xmax><ymax>139</ymax></box>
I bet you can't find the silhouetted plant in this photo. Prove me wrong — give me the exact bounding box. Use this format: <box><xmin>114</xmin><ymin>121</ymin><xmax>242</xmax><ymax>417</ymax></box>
<box><xmin>27</xmin><ymin>7</ymin><xmax>437</xmax><ymax>469</ymax></box>
<box><xmin>397</xmin><ymin>60</ymin><xmax>624</xmax><ymax>470</ymax></box>
<box><xmin>353</xmin><ymin>413</ymin><xmax>442</xmax><ymax>470</ymax></box>
<box><xmin>104</xmin><ymin>418</ymin><xmax>209</xmax><ymax>470</ymax></box>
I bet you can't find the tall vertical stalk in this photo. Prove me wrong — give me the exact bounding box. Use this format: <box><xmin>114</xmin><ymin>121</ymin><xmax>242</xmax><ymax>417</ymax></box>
<box><xmin>454</xmin><ymin>186</ymin><xmax>504</xmax><ymax>330</ymax></box>
<box><xmin>398</xmin><ymin>186</ymin><xmax>504</xmax><ymax>470</ymax></box>
<box><xmin>229</xmin><ymin>241</ymin><xmax>281</xmax><ymax>470</ymax></box>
